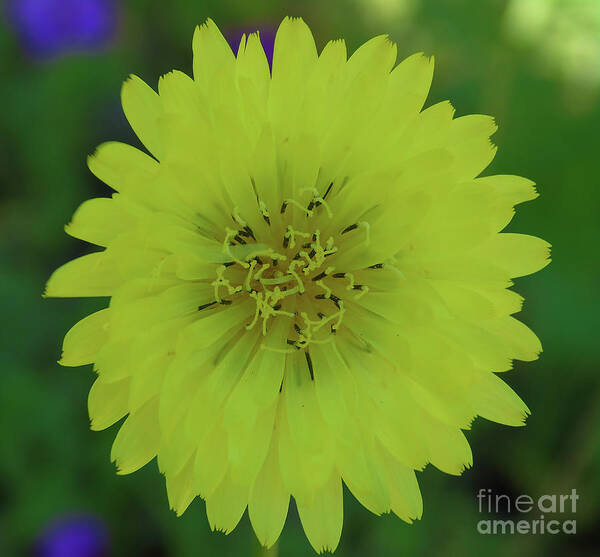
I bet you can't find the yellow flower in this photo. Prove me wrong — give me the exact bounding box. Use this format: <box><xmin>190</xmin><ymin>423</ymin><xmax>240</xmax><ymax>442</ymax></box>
<box><xmin>45</xmin><ymin>17</ymin><xmax>550</xmax><ymax>553</ymax></box>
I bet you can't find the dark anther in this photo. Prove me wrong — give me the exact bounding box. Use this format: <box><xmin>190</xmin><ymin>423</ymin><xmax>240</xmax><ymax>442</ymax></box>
<box><xmin>331</xmin><ymin>325</ymin><xmax>337</xmax><ymax>334</ymax></box>
<box><xmin>223</xmin><ymin>261</ymin><xmax>236</xmax><ymax>267</ymax></box>
<box><xmin>281</xmin><ymin>286</ymin><xmax>288</xmax><ymax>291</ymax></box>
<box><xmin>342</xmin><ymin>223</ymin><xmax>358</xmax><ymax>234</ymax></box>
<box><xmin>283</xmin><ymin>235</ymin><xmax>290</xmax><ymax>249</ymax></box>
<box><xmin>198</xmin><ymin>301</ymin><xmax>217</xmax><ymax>311</ymax></box>
<box><xmin>307</xmin><ymin>200</ymin><xmax>315</xmax><ymax>212</ymax></box>
<box><xmin>317</xmin><ymin>312</ymin><xmax>325</xmax><ymax>319</ymax></box>
<box><xmin>353</xmin><ymin>285</ymin><xmax>364</xmax><ymax>290</ymax></box>
<box><xmin>233</xmin><ymin>234</ymin><xmax>247</xmax><ymax>245</ymax></box>
<box><xmin>287</xmin><ymin>339</ymin><xmax>301</xmax><ymax>350</ymax></box>
<box><xmin>323</xmin><ymin>182</ymin><xmax>333</xmax><ymax>200</ymax></box>
<box><xmin>330</xmin><ymin>295</ymin><xmax>341</xmax><ymax>308</ymax></box>
<box><xmin>220</xmin><ymin>299</ymin><xmax>232</xmax><ymax>305</ymax></box>
<box><xmin>273</xmin><ymin>259</ymin><xmax>279</xmax><ymax>266</ymax></box>
<box><xmin>273</xmin><ymin>303</ymin><xmax>282</xmax><ymax>311</ymax></box>
<box><xmin>302</xmin><ymin>242</ymin><xmax>312</xmax><ymax>249</ymax></box>
<box><xmin>280</xmin><ymin>201</ymin><xmax>288</xmax><ymax>214</ymax></box>
<box><xmin>238</xmin><ymin>229</ymin><xmax>251</xmax><ymax>238</ymax></box>
<box><xmin>279</xmin><ymin>379</ymin><xmax>284</xmax><ymax>393</ymax></box>
<box><xmin>368</xmin><ymin>263</ymin><xmax>384</xmax><ymax>269</ymax></box>
<box><xmin>254</xmin><ymin>256</ymin><xmax>263</xmax><ymax>265</ymax></box>
<box><xmin>305</xmin><ymin>351</ymin><xmax>315</xmax><ymax>380</ymax></box>
<box><xmin>324</xmin><ymin>252</ymin><xmax>335</xmax><ymax>257</ymax></box>
<box><xmin>308</xmin><ymin>249</ymin><xmax>316</xmax><ymax>259</ymax></box>
<box><xmin>315</xmin><ymin>294</ymin><xmax>327</xmax><ymax>300</ymax></box>
<box><xmin>292</xmin><ymin>252</ymin><xmax>301</xmax><ymax>260</ymax></box>
<box><xmin>332</xmin><ymin>272</ymin><xmax>346</xmax><ymax>278</ymax></box>
<box><xmin>312</xmin><ymin>233</ymin><xmax>317</xmax><ymax>241</ymax></box>
<box><xmin>263</xmin><ymin>215</ymin><xmax>271</xmax><ymax>226</ymax></box>
<box><xmin>244</xmin><ymin>226</ymin><xmax>256</xmax><ymax>240</ymax></box>
<box><xmin>312</xmin><ymin>271</ymin><xmax>327</xmax><ymax>281</ymax></box>
<box><xmin>294</xmin><ymin>324</ymin><xmax>302</xmax><ymax>334</ymax></box>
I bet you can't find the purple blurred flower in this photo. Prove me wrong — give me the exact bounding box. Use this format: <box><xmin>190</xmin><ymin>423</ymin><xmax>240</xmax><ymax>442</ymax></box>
<box><xmin>36</xmin><ymin>514</ymin><xmax>109</xmax><ymax>557</ymax></box>
<box><xmin>6</xmin><ymin>0</ymin><xmax>118</xmax><ymax>58</ymax></box>
<box><xmin>226</xmin><ymin>24</ymin><xmax>276</xmax><ymax>68</ymax></box>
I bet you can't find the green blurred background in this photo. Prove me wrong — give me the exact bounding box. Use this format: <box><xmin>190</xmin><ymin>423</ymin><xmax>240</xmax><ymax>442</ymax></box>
<box><xmin>1</xmin><ymin>0</ymin><xmax>598</xmax><ymax>555</ymax></box>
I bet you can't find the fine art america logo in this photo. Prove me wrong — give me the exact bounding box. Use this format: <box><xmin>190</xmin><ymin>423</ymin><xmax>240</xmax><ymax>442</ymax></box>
<box><xmin>476</xmin><ymin>489</ymin><xmax>578</xmax><ymax>535</ymax></box>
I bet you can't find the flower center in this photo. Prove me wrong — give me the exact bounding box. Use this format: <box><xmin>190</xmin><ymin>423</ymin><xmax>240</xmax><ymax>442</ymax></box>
<box><xmin>199</xmin><ymin>183</ymin><xmax>379</xmax><ymax>365</ymax></box>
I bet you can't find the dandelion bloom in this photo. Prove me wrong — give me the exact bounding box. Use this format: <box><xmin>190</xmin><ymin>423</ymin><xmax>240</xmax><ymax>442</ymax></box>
<box><xmin>46</xmin><ymin>18</ymin><xmax>550</xmax><ymax>553</ymax></box>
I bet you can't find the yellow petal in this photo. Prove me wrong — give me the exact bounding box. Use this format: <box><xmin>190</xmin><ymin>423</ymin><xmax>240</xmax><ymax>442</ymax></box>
<box><xmin>166</xmin><ymin>454</ymin><xmax>197</xmax><ymax>516</ymax></box>
<box><xmin>248</xmin><ymin>430</ymin><xmax>290</xmax><ymax>549</ymax></box>
<box><xmin>60</xmin><ymin>308</ymin><xmax>110</xmax><ymax>366</ymax></box>
<box><xmin>470</xmin><ymin>372</ymin><xmax>530</xmax><ymax>426</ymax></box>
<box><xmin>88</xmin><ymin>376</ymin><xmax>129</xmax><ymax>431</ymax></box>
<box><xmin>205</xmin><ymin>470</ymin><xmax>249</xmax><ymax>534</ymax></box>
<box><xmin>269</xmin><ymin>17</ymin><xmax>317</xmax><ymax>136</ymax></box>
<box><xmin>378</xmin><ymin>446</ymin><xmax>423</xmax><ymax>522</ymax></box>
<box><xmin>87</xmin><ymin>141</ymin><xmax>159</xmax><ymax>194</ymax></box>
<box><xmin>192</xmin><ymin>18</ymin><xmax>235</xmax><ymax>91</ymax></box>
<box><xmin>65</xmin><ymin>197</ymin><xmax>132</xmax><ymax>247</ymax></box>
<box><xmin>296</xmin><ymin>472</ymin><xmax>343</xmax><ymax>554</ymax></box>
<box><xmin>110</xmin><ymin>398</ymin><xmax>160</xmax><ymax>474</ymax></box>
<box><xmin>475</xmin><ymin>233</ymin><xmax>551</xmax><ymax>278</ymax></box>
<box><xmin>193</xmin><ymin>418</ymin><xmax>229</xmax><ymax>499</ymax></box>
<box><xmin>121</xmin><ymin>75</ymin><xmax>163</xmax><ymax>159</ymax></box>
<box><xmin>45</xmin><ymin>252</ymin><xmax>122</xmax><ymax>298</ymax></box>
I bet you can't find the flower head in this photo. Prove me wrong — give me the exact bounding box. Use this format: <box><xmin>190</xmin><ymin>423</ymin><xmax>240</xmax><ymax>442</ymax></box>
<box><xmin>46</xmin><ymin>17</ymin><xmax>550</xmax><ymax>553</ymax></box>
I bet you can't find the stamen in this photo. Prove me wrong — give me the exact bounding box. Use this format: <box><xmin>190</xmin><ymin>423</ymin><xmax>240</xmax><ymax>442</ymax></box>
<box><xmin>315</xmin><ymin>279</ymin><xmax>332</xmax><ymax>298</ymax></box>
<box><xmin>259</xmin><ymin>200</ymin><xmax>271</xmax><ymax>226</ymax></box>
<box><xmin>260</xmin><ymin>275</ymin><xmax>294</xmax><ymax>286</ymax></box>
<box><xmin>300</xmin><ymin>187</ymin><xmax>333</xmax><ymax>218</ymax></box>
<box><xmin>223</xmin><ymin>228</ymin><xmax>250</xmax><ymax>268</ymax></box>
<box><xmin>246</xmin><ymin>291</ymin><xmax>263</xmax><ymax>330</ymax></box>
<box><xmin>283</xmin><ymin>197</ymin><xmax>313</xmax><ymax>217</ymax></box>
<box><xmin>330</xmin><ymin>294</ymin><xmax>342</xmax><ymax>309</ymax></box>
<box><xmin>244</xmin><ymin>259</ymin><xmax>257</xmax><ymax>291</ymax></box>
<box><xmin>261</xmin><ymin>342</ymin><xmax>294</xmax><ymax>355</ymax></box>
<box><xmin>232</xmin><ymin>207</ymin><xmax>247</xmax><ymax>228</ymax></box>
<box><xmin>287</xmin><ymin>265</ymin><xmax>305</xmax><ymax>293</ymax></box>
<box><xmin>253</xmin><ymin>263</ymin><xmax>270</xmax><ymax>282</ymax></box>
<box><xmin>342</xmin><ymin>223</ymin><xmax>358</xmax><ymax>234</ymax></box>
<box><xmin>368</xmin><ymin>263</ymin><xmax>384</xmax><ymax>269</ymax></box>
<box><xmin>198</xmin><ymin>301</ymin><xmax>217</xmax><ymax>311</ymax></box>
<box><xmin>354</xmin><ymin>285</ymin><xmax>369</xmax><ymax>300</ymax></box>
